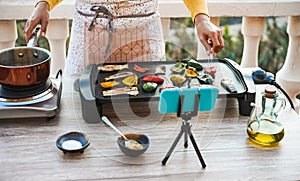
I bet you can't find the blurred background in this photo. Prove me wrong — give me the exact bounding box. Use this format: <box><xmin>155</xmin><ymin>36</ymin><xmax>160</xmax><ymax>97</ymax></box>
<box><xmin>15</xmin><ymin>17</ymin><xmax>288</xmax><ymax>75</ymax></box>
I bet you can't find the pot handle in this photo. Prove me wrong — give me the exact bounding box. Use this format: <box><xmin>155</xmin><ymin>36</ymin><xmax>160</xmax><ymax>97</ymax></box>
<box><xmin>55</xmin><ymin>69</ymin><xmax>63</xmax><ymax>79</ymax></box>
<box><xmin>27</xmin><ymin>25</ymin><xmax>41</xmax><ymax>47</ymax></box>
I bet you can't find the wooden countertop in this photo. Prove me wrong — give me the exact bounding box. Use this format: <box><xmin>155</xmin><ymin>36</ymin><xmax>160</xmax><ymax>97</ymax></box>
<box><xmin>1</xmin><ymin>75</ymin><xmax>300</xmax><ymax>180</ymax></box>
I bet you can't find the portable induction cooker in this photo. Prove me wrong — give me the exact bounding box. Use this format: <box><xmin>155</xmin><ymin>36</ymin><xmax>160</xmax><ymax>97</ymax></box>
<box><xmin>0</xmin><ymin>70</ymin><xmax>62</xmax><ymax>119</ymax></box>
<box><xmin>78</xmin><ymin>59</ymin><xmax>256</xmax><ymax>123</ymax></box>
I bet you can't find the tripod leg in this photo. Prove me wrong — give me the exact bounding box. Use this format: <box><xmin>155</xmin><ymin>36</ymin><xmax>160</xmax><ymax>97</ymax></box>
<box><xmin>184</xmin><ymin>132</ymin><xmax>188</xmax><ymax>148</ymax></box>
<box><xmin>162</xmin><ymin>130</ymin><xmax>184</xmax><ymax>165</ymax></box>
<box><xmin>189</xmin><ymin>133</ymin><xmax>206</xmax><ymax>168</ymax></box>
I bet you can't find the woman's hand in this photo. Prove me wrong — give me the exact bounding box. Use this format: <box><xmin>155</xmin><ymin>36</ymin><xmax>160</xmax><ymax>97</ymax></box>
<box><xmin>194</xmin><ymin>14</ymin><xmax>224</xmax><ymax>55</ymax></box>
<box><xmin>24</xmin><ymin>2</ymin><xmax>50</xmax><ymax>42</ymax></box>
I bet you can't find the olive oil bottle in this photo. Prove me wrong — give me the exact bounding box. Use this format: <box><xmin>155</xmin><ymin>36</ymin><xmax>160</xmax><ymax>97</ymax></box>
<box><xmin>247</xmin><ymin>86</ymin><xmax>286</xmax><ymax>146</ymax></box>
<box><xmin>247</xmin><ymin>118</ymin><xmax>284</xmax><ymax>145</ymax></box>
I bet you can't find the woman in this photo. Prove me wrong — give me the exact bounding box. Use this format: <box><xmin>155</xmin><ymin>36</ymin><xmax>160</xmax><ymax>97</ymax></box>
<box><xmin>24</xmin><ymin>0</ymin><xmax>223</xmax><ymax>74</ymax></box>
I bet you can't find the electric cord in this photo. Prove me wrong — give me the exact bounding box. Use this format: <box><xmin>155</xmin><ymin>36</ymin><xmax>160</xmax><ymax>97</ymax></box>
<box><xmin>252</xmin><ymin>69</ymin><xmax>295</xmax><ymax>110</ymax></box>
<box><xmin>269</xmin><ymin>80</ymin><xmax>295</xmax><ymax>110</ymax></box>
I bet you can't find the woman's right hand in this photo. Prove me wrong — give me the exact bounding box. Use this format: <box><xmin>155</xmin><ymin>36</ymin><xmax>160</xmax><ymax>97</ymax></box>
<box><xmin>24</xmin><ymin>2</ymin><xmax>50</xmax><ymax>43</ymax></box>
<box><xmin>194</xmin><ymin>14</ymin><xmax>224</xmax><ymax>55</ymax></box>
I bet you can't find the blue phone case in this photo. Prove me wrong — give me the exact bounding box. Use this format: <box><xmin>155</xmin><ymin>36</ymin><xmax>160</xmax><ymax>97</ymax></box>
<box><xmin>158</xmin><ymin>87</ymin><xmax>219</xmax><ymax>114</ymax></box>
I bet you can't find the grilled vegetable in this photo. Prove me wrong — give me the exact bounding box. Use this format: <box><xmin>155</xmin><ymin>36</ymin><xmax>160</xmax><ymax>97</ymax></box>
<box><xmin>187</xmin><ymin>59</ymin><xmax>203</xmax><ymax>71</ymax></box>
<box><xmin>159</xmin><ymin>85</ymin><xmax>177</xmax><ymax>92</ymax></box>
<box><xmin>102</xmin><ymin>87</ymin><xmax>139</xmax><ymax>96</ymax></box>
<box><xmin>170</xmin><ymin>74</ymin><xmax>186</xmax><ymax>86</ymax></box>
<box><xmin>142</xmin><ymin>82</ymin><xmax>158</xmax><ymax>92</ymax></box>
<box><xmin>122</xmin><ymin>74</ymin><xmax>138</xmax><ymax>87</ymax></box>
<box><xmin>133</xmin><ymin>64</ymin><xmax>150</xmax><ymax>73</ymax></box>
<box><xmin>142</xmin><ymin>74</ymin><xmax>164</xmax><ymax>83</ymax></box>
<box><xmin>170</xmin><ymin>62</ymin><xmax>186</xmax><ymax>74</ymax></box>
<box><xmin>185</xmin><ymin>67</ymin><xmax>199</xmax><ymax>78</ymax></box>
<box><xmin>198</xmin><ymin>74</ymin><xmax>214</xmax><ymax>85</ymax></box>
<box><xmin>98</xmin><ymin>64</ymin><xmax>128</xmax><ymax>71</ymax></box>
<box><xmin>100</xmin><ymin>81</ymin><xmax>119</xmax><ymax>89</ymax></box>
<box><xmin>104</xmin><ymin>71</ymin><xmax>134</xmax><ymax>81</ymax></box>
<box><xmin>155</xmin><ymin>65</ymin><xmax>166</xmax><ymax>75</ymax></box>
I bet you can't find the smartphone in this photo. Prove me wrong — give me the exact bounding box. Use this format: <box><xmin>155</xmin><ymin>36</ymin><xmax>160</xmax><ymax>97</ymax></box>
<box><xmin>158</xmin><ymin>87</ymin><xmax>219</xmax><ymax>114</ymax></box>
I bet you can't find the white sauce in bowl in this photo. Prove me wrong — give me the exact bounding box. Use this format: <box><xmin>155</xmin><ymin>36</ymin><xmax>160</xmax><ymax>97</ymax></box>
<box><xmin>62</xmin><ymin>140</ymin><xmax>82</xmax><ymax>150</ymax></box>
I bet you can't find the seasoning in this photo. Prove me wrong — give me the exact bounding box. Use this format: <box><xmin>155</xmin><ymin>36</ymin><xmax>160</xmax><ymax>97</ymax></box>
<box><xmin>62</xmin><ymin>140</ymin><xmax>82</xmax><ymax>150</ymax></box>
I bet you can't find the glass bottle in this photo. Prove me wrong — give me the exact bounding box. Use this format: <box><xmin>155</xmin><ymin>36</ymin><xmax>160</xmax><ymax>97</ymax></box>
<box><xmin>247</xmin><ymin>86</ymin><xmax>286</xmax><ymax>146</ymax></box>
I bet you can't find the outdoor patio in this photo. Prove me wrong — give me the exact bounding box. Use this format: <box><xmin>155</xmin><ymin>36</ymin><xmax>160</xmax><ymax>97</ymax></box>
<box><xmin>1</xmin><ymin>0</ymin><xmax>300</xmax><ymax>112</ymax></box>
<box><xmin>1</xmin><ymin>1</ymin><xmax>300</xmax><ymax>180</ymax></box>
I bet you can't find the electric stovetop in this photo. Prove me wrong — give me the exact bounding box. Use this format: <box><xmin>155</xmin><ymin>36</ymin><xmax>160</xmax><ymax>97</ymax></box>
<box><xmin>0</xmin><ymin>70</ymin><xmax>62</xmax><ymax>119</ymax></box>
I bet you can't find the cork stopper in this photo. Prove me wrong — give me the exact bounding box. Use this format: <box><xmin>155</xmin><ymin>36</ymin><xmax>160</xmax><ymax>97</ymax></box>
<box><xmin>264</xmin><ymin>85</ymin><xmax>277</xmax><ymax>98</ymax></box>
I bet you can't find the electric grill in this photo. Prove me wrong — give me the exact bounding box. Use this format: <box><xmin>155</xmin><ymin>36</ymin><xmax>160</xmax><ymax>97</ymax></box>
<box><xmin>78</xmin><ymin>59</ymin><xmax>255</xmax><ymax>123</ymax></box>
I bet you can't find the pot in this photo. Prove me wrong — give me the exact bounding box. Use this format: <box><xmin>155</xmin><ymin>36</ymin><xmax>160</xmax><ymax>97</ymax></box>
<box><xmin>0</xmin><ymin>29</ymin><xmax>51</xmax><ymax>87</ymax></box>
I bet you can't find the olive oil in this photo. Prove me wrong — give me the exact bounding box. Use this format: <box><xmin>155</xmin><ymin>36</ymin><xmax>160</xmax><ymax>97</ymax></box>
<box><xmin>247</xmin><ymin>118</ymin><xmax>284</xmax><ymax>146</ymax></box>
<box><xmin>247</xmin><ymin>86</ymin><xmax>286</xmax><ymax>146</ymax></box>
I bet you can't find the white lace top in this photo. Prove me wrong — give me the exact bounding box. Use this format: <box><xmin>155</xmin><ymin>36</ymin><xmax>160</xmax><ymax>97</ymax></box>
<box><xmin>64</xmin><ymin>0</ymin><xmax>165</xmax><ymax>74</ymax></box>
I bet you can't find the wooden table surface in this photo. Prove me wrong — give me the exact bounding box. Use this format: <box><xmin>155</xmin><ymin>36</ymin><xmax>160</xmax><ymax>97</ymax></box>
<box><xmin>1</xmin><ymin>75</ymin><xmax>300</xmax><ymax>181</ymax></box>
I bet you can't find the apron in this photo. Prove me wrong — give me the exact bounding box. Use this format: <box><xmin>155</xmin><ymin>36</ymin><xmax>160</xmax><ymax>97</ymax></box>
<box><xmin>65</xmin><ymin>0</ymin><xmax>165</xmax><ymax>74</ymax></box>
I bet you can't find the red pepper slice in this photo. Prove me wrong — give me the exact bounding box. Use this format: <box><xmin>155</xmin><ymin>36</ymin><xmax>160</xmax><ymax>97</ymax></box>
<box><xmin>133</xmin><ymin>64</ymin><xmax>150</xmax><ymax>73</ymax></box>
<box><xmin>142</xmin><ymin>74</ymin><xmax>164</xmax><ymax>83</ymax></box>
<box><xmin>159</xmin><ymin>85</ymin><xmax>176</xmax><ymax>92</ymax></box>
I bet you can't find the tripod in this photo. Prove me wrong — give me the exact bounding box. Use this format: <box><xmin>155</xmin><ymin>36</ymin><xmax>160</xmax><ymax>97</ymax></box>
<box><xmin>161</xmin><ymin>93</ymin><xmax>206</xmax><ymax>168</ymax></box>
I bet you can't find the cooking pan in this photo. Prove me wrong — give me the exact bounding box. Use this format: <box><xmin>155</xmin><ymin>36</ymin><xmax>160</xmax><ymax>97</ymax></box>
<box><xmin>0</xmin><ymin>27</ymin><xmax>50</xmax><ymax>87</ymax></box>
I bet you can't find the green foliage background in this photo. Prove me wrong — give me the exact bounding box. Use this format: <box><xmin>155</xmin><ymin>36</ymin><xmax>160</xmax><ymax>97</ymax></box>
<box><xmin>165</xmin><ymin>17</ymin><xmax>288</xmax><ymax>75</ymax></box>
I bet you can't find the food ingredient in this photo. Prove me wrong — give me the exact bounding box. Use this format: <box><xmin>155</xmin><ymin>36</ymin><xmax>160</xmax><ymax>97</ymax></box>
<box><xmin>61</xmin><ymin>140</ymin><xmax>82</xmax><ymax>150</ymax></box>
<box><xmin>102</xmin><ymin>87</ymin><xmax>139</xmax><ymax>96</ymax></box>
<box><xmin>247</xmin><ymin>86</ymin><xmax>286</xmax><ymax>146</ymax></box>
<box><xmin>133</xmin><ymin>64</ymin><xmax>150</xmax><ymax>73</ymax></box>
<box><xmin>104</xmin><ymin>71</ymin><xmax>134</xmax><ymax>81</ymax></box>
<box><xmin>142</xmin><ymin>74</ymin><xmax>164</xmax><ymax>83</ymax></box>
<box><xmin>198</xmin><ymin>74</ymin><xmax>214</xmax><ymax>84</ymax></box>
<box><xmin>159</xmin><ymin>85</ymin><xmax>177</xmax><ymax>92</ymax></box>
<box><xmin>204</xmin><ymin>66</ymin><xmax>217</xmax><ymax>76</ymax></box>
<box><xmin>247</xmin><ymin>118</ymin><xmax>284</xmax><ymax>146</ymax></box>
<box><xmin>170</xmin><ymin>62</ymin><xmax>186</xmax><ymax>74</ymax></box>
<box><xmin>170</xmin><ymin>74</ymin><xmax>186</xmax><ymax>86</ymax></box>
<box><xmin>142</xmin><ymin>82</ymin><xmax>158</xmax><ymax>92</ymax></box>
<box><xmin>100</xmin><ymin>81</ymin><xmax>119</xmax><ymax>89</ymax></box>
<box><xmin>98</xmin><ymin>64</ymin><xmax>128</xmax><ymax>71</ymax></box>
<box><xmin>125</xmin><ymin>140</ymin><xmax>144</xmax><ymax>150</ymax></box>
<box><xmin>155</xmin><ymin>65</ymin><xmax>166</xmax><ymax>74</ymax></box>
<box><xmin>122</xmin><ymin>74</ymin><xmax>138</xmax><ymax>87</ymax></box>
<box><xmin>185</xmin><ymin>67</ymin><xmax>199</xmax><ymax>78</ymax></box>
<box><xmin>187</xmin><ymin>59</ymin><xmax>203</xmax><ymax>71</ymax></box>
